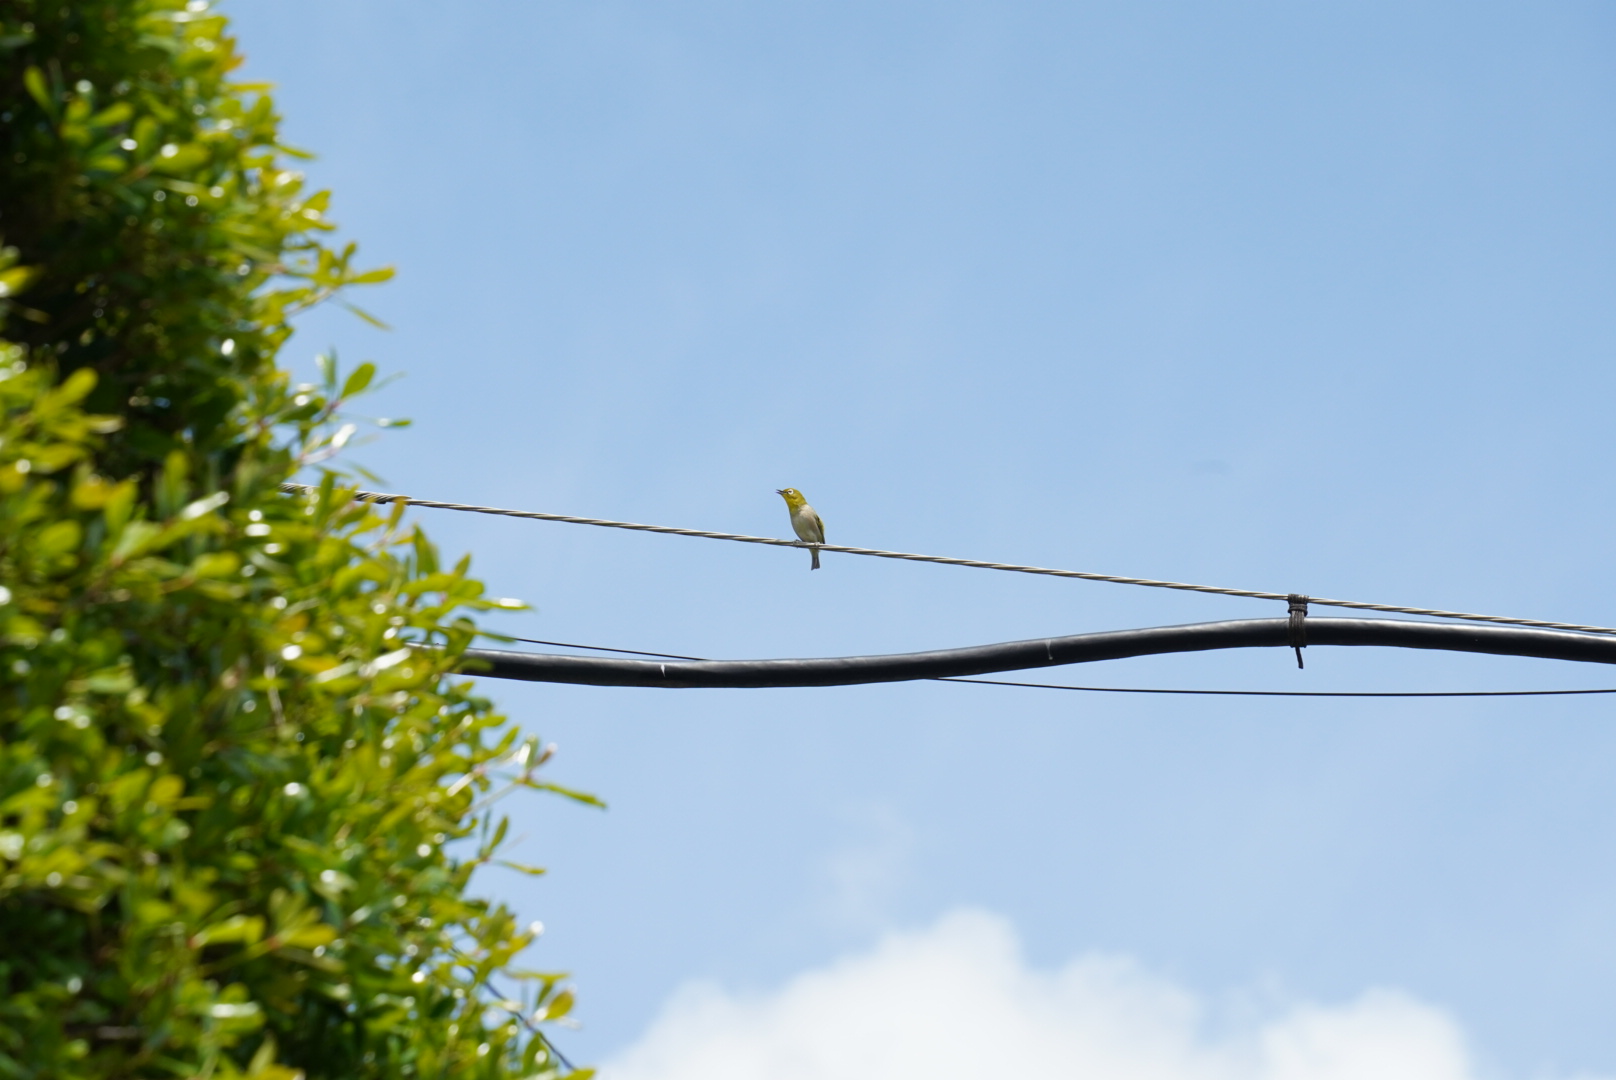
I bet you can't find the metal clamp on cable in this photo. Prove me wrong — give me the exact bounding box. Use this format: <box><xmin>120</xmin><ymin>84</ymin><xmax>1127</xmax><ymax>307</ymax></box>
<box><xmin>1287</xmin><ymin>594</ymin><xmax>1308</xmax><ymax>669</ymax></box>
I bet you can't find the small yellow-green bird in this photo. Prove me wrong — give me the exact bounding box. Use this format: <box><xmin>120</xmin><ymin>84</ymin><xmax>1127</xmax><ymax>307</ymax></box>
<box><xmin>776</xmin><ymin>487</ymin><xmax>825</xmax><ymax>570</ymax></box>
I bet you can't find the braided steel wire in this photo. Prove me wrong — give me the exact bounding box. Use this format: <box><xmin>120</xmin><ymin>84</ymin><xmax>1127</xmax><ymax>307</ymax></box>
<box><xmin>280</xmin><ymin>482</ymin><xmax>1616</xmax><ymax>637</ymax></box>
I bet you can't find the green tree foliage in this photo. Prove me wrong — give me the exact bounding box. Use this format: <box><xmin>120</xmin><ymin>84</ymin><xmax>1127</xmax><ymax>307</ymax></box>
<box><xmin>0</xmin><ymin>2</ymin><xmax>593</xmax><ymax>1077</ymax></box>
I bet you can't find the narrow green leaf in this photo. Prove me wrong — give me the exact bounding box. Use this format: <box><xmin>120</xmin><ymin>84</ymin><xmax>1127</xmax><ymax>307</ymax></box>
<box><xmin>536</xmin><ymin>989</ymin><xmax>574</xmax><ymax>1021</ymax></box>
<box><xmin>341</xmin><ymin>302</ymin><xmax>391</xmax><ymax>330</ymax></box>
<box><xmin>192</xmin><ymin>915</ymin><xmax>266</xmax><ymax>948</ymax></box>
<box><xmin>23</xmin><ymin>66</ymin><xmax>52</xmax><ymax>113</ymax></box>
<box><xmin>179</xmin><ymin>490</ymin><xmax>230</xmax><ymax>520</ymax></box>
<box><xmin>520</xmin><ymin>779</ymin><xmax>607</xmax><ymax>809</ymax></box>
<box><xmin>340</xmin><ymin>361</ymin><xmax>376</xmax><ymax>398</ymax></box>
<box><xmin>279</xmin><ymin>924</ymin><xmax>338</xmax><ymax>949</ymax></box>
<box><xmin>495</xmin><ymin>860</ymin><xmax>548</xmax><ymax>877</ymax></box>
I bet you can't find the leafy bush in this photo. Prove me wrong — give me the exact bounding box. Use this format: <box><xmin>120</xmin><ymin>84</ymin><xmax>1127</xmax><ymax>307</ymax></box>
<box><xmin>0</xmin><ymin>2</ymin><xmax>591</xmax><ymax>1077</ymax></box>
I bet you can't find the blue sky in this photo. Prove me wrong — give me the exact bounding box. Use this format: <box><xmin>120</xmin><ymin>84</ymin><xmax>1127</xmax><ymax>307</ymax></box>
<box><xmin>234</xmin><ymin>2</ymin><xmax>1616</xmax><ymax>1075</ymax></box>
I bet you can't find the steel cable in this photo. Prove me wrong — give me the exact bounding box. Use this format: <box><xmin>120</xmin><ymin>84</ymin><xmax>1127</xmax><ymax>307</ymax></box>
<box><xmin>281</xmin><ymin>482</ymin><xmax>1616</xmax><ymax>637</ymax></box>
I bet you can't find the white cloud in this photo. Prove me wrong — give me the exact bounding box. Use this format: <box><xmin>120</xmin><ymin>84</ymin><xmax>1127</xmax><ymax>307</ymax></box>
<box><xmin>604</xmin><ymin>909</ymin><xmax>1491</xmax><ymax>1080</ymax></box>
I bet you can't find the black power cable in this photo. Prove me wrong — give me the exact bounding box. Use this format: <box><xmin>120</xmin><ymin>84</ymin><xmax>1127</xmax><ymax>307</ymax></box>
<box><xmin>465</xmin><ymin>618</ymin><xmax>1616</xmax><ymax>692</ymax></box>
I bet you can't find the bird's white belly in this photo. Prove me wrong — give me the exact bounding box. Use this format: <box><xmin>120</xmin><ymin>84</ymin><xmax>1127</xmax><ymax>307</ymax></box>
<box><xmin>790</xmin><ymin>508</ymin><xmax>824</xmax><ymax>544</ymax></box>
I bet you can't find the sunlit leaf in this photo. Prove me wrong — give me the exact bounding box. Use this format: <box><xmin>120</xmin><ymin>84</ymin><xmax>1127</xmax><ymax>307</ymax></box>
<box><xmin>192</xmin><ymin>915</ymin><xmax>266</xmax><ymax>947</ymax></box>
<box><xmin>22</xmin><ymin>65</ymin><xmax>51</xmax><ymax>112</ymax></box>
<box><xmin>341</xmin><ymin>302</ymin><xmax>391</xmax><ymax>330</ymax></box>
<box><xmin>496</xmin><ymin>860</ymin><xmax>549</xmax><ymax>877</ymax></box>
<box><xmin>340</xmin><ymin>362</ymin><xmax>376</xmax><ymax>398</ymax></box>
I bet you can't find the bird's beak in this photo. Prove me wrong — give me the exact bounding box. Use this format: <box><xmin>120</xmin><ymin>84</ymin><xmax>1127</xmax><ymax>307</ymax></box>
<box><xmin>774</xmin><ymin>489</ymin><xmax>786</xmax><ymax>495</ymax></box>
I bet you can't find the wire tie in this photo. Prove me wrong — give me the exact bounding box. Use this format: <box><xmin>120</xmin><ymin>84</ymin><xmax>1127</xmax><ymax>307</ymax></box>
<box><xmin>1287</xmin><ymin>594</ymin><xmax>1309</xmax><ymax>669</ymax></box>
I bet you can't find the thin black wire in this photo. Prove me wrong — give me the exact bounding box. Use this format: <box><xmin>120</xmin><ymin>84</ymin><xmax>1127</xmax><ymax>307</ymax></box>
<box><xmin>496</xmin><ymin>636</ymin><xmax>707</xmax><ymax>661</ymax></box>
<box><xmin>537</xmin><ymin>1032</ymin><xmax>575</xmax><ymax>1076</ymax></box>
<box><xmin>480</xmin><ymin>634</ymin><xmax>1616</xmax><ymax>699</ymax></box>
<box><xmin>481</xmin><ymin>972</ymin><xmax>575</xmax><ymax>1073</ymax></box>
<box><xmin>940</xmin><ymin>677</ymin><xmax>1616</xmax><ymax>698</ymax></box>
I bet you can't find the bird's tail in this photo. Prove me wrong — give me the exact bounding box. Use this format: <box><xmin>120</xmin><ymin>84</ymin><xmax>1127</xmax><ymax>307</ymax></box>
<box><xmin>810</xmin><ymin>545</ymin><xmax>821</xmax><ymax>571</ymax></box>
